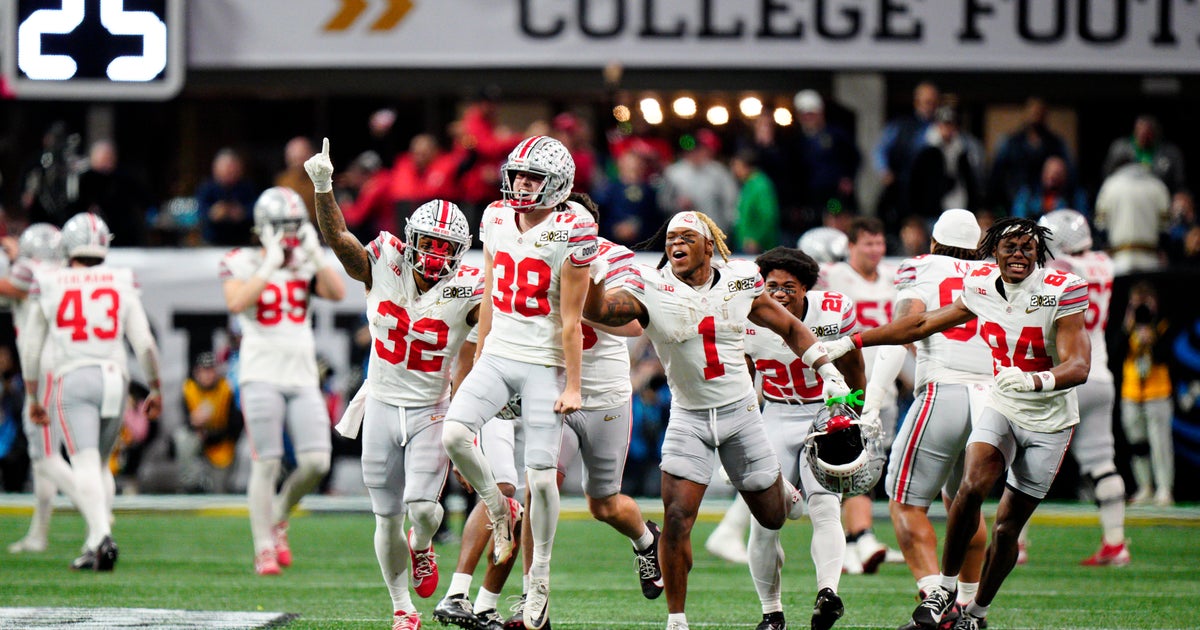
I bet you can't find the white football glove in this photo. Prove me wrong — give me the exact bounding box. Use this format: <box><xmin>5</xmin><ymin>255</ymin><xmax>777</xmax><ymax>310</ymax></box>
<box><xmin>304</xmin><ymin>137</ymin><xmax>334</xmax><ymax>194</ymax></box>
<box><xmin>817</xmin><ymin>363</ymin><xmax>851</xmax><ymax>401</ymax></box>
<box><xmin>256</xmin><ymin>223</ymin><xmax>285</xmax><ymax>278</ymax></box>
<box><xmin>298</xmin><ymin>222</ymin><xmax>325</xmax><ymax>266</ymax></box>
<box><xmin>824</xmin><ymin>335</ymin><xmax>857</xmax><ymax>361</ymax></box>
<box><xmin>859</xmin><ymin>407</ymin><xmax>882</xmax><ymax>439</ymax></box>
<box><xmin>995</xmin><ymin>366</ymin><xmax>1036</xmax><ymax>393</ymax></box>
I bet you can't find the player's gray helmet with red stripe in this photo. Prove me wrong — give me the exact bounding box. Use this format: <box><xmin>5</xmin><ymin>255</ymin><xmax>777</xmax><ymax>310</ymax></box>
<box><xmin>61</xmin><ymin>213</ymin><xmax>112</xmax><ymax>259</ymax></box>
<box><xmin>404</xmin><ymin>199</ymin><xmax>471</xmax><ymax>282</ymax></box>
<box><xmin>18</xmin><ymin>223</ymin><xmax>65</xmax><ymax>262</ymax></box>
<box><xmin>804</xmin><ymin>402</ymin><xmax>885</xmax><ymax>497</ymax></box>
<box><xmin>253</xmin><ymin>186</ymin><xmax>310</xmax><ymax>248</ymax></box>
<box><xmin>797</xmin><ymin>227</ymin><xmax>849</xmax><ymax>263</ymax></box>
<box><xmin>501</xmin><ymin>135</ymin><xmax>575</xmax><ymax>213</ymax></box>
<box><xmin>1037</xmin><ymin>208</ymin><xmax>1092</xmax><ymax>256</ymax></box>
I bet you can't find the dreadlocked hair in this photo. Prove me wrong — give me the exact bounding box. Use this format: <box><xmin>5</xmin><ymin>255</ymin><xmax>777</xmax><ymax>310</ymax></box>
<box><xmin>567</xmin><ymin>192</ymin><xmax>601</xmax><ymax>224</ymax></box>
<box><xmin>635</xmin><ymin>211</ymin><xmax>731</xmax><ymax>269</ymax></box>
<box><xmin>978</xmin><ymin>217</ymin><xmax>1053</xmax><ymax>267</ymax></box>
<box><xmin>931</xmin><ymin>241</ymin><xmax>984</xmax><ymax>261</ymax></box>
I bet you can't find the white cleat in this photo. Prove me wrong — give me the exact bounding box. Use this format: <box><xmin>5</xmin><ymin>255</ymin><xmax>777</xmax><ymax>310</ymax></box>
<box><xmin>705</xmin><ymin>528</ymin><xmax>749</xmax><ymax>564</ymax></box>
<box><xmin>8</xmin><ymin>537</ymin><xmax>48</xmax><ymax>554</ymax></box>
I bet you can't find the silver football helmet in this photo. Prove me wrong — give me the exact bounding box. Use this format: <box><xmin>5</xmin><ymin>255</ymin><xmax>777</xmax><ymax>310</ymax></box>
<box><xmin>1037</xmin><ymin>208</ymin><xmax>1092</xmax><ymax>256</ymax></box>
<box><xmin>60</xmin><ymin>213</ymin><xmax>113</xmax><ymax>259</ymax></box>
<box><xmin>797</xmin><ymin>227</ymin><xmax>849</xmax><ymax>264</ymax></box>
<box><xmin>404</xmin><ymin>199</ymin><xmax>472</xmax><ymax>282</ymax></box>
<box><xmin>803</xmin><ymin>402</ymin><xmax>885</xmax><ymax>497</ymax></box>
<box><xmin>253</xmin><ymin>186</ymin><xmax>310</xmax><ymax>249</ymax></box>
<box><xmin>500</xmin><ymin>136</ymin><xmax>575</xmax><ymax>213</ymax></box>
<box><xmin>18</xmin><ymin>223</ymin><xmax>65</xmax><ymax>262</ymax></box>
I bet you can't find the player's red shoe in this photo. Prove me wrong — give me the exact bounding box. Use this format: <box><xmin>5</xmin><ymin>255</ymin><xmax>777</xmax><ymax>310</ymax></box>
<box><xmin>408</xmin><ymin>527</ymin><xmax>439</xmax><ymax>598</ymax></box>
<box><xmin>392</xmin><ymin>610</ymin><xmax>422</xmax><ymax>630</ymax></box>
<box><xmin>273</xmin><ymin>522</ymin><xmax>291</xmax><ymax>568</ymax></box>
<box><xmin>1081</xmin><ymin>540</ymin><xmax>1130</xmax><ymax>567</ymax></box>
<box><xmin>255</xmin><ymin>549</ymin><xmax>281</xmax><ymax>576</ymax></box>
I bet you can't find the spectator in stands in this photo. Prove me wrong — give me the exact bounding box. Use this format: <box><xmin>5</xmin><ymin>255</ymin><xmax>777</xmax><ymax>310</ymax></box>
<box><xmin>333</xmin><ymin>151</ymin><xmax>390</xmax><ymax>241</ymax></box>
<box><xmin>275</xmin><ymin>137</ymin><xmax>317</xmax><ymax>207</ymax></box>
<box><xmin>390</xmin><ymin>133</ymin><xmax>456</xmax><ymax>220</ymax></box>
<box><xmin>1103</xmin><ymin>115</ymin><xmax>1187</xmax><ymax>194</ymax></box>
<box><xmin>739</xmin><ymin>115</ymin><xmax>798</xmax><ymax>237</ymax></box>
<box><xmin>592</xmin><ymin>149</ymin><xmax>659</xmax><ymax>246</ymax></box>
<box><xmin>366</xmin><ymin>108</ymin><xmax>401</xmax><ymax>166</ymax></box>
<box><xmin>1011</xmin><ymin>155</ymin><xmax>1089</xmax><ymax>219</ymax></box>
<box><xmin>175</xmin><ymin>352</ymin><xmax>242</xmax><ymax>494</ymax></box>
<box><xmin>658</xmin><ymin>128</ymin><xmax>740</xmax><ymax>234</ymax></box>
<box><xmin>624</xmin><ymin>373</ymin><xmax>669</xmax><ymax>499</ymax></box>
<box><xmin>1095</xmin><ymin>160</ymin><xmax>1171</xmax><ymax>275</ymax></box>
<box><xmin>792</xmin><ymin>90</ymin><xmax>861</xmax><ymax>231</ymax></box>
<box><xmin>1121</xmin><ymin>282</ymin><xmax>1174</xmax><ymax>506</ymax></box>
<box><xmin>909</xmin><ymin>106</ymin><xmax>984</xmax><ymax>219</ymax></box>
<box><xmin>195</xmin><ymin>149</ymin><xmax>258</xmax><ymax>246</ymax></box>
<box><xmin>874</xmin><ymin>81</ymin><xmax>940</xmax><ymax>228</ymax></box>
<box><xmin>448</xmin><ymin>88</ymin><xmax>522</xmax><ymax>235</ymax></box>
<box><xmin>1166</xmin><ymin>192</ymin><xmax>1196</xmax><ymax>263</ymax></box>
<box><xmin>730</xmin><ymin>148</ymin><xmax>779</xmax><ymax>254</ymax></box>
<box><xmin>553</xmin><ymin>112</ymin><xmax>601</xmax><ymax>193</ymax></box>
<box><xmin>897</xmin><ymin>214</ymin><xmax>931</xmax><ymax>258</ymax></box>
<box><xmin>987</xmin><ymin>97</ymin><xmax>1072</xmax><ymax>212</ymax></box>
<box><xmin>0</xmin><ymin>346</ymin><xmax>28</xmax><ymax>492</ymax></box>
<box><xmin>607</xmin><ymin>120</ymin><xmax>674</xmax><ymax>177</ymax></box>
<box><xmin>71</xmin><ymin>140</ymin><xmax>152</xmax><ymax>247</ymax></box>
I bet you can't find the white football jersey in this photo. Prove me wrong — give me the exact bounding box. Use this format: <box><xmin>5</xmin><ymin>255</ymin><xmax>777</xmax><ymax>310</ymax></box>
<box><xmin>9</xmin><ymin>259</ymin><xmax>64</xmax><ymax>379</ymax></box>
<box><xmin>219</xmin><ymin>247</ymin><xmax>323</xmax><ymax>388</ymax></box>
<box><xmin>961</xmin><ymin>264</ymin><xmax>1089</xmax><ymax>432</ymax></box>
<box><xmin>893</xmin><ymin>255</ymin><xmax>993</xmax><ymax>388</ymax></box>
<box><xmin>26</xmin><ymin>264</ymin><xmax>145</xmax><ymax>375</ymax></box>
<box><xmin>615</xmin><ymin>259</ymin><xmax>763</xmax><ymax>410</ymax></box>
<box><xmin>581</xmin><ymin>238</ymin><xmax>636</xmax><ymax>410</ymax></box>
<box><xmin>1047</xmin><ymin>251</ymin><xmax>1114</xmax><ymax>383</ymax></box>
<box><xmin>479</xmin><ymin>200</ymin><xmax>599</xmax><ymax>367</ymax></box>
<box><xmin>819</xmin><ymin>260</ymin><xmax>899</xmax><ymax>408</ymax></box>
<box><xmin>744</xmin><ymin>290</ymin><xmax>857</xmax><ymax>404</ymax></box>
<box><xmin>364</xmin><ymin>232</ymin><xmax>484</xmax><ymax>407</ymax></box>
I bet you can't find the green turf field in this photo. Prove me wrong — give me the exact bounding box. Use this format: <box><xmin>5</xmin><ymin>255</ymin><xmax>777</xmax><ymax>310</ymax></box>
<box><xmin>1</xmin><ymin>505</ymin><xmax>1197</xmax><ymax>629</ymax></box>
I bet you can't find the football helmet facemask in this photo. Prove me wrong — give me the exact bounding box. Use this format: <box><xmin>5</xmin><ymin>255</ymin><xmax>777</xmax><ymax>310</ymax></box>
<box><xmin>797</xmin><ymin>227</ymin><xmax>849</xmax><ymax>264</ymax></box>
<box><xmin>803</xmin><ymin>402</ymin><xmax>885</xmax><ymax>497</ymax></box>
<box><xmin>60</xmin><ymin>213</ymin><xmax>113</xmax><ymax>259</ymax></box>
<box><xmin>18</xmin><ymin>223</ymin><xmax>65</xmax><ymax>262</ymax></box>
<box><xmin>500</xmin><ymin>136</ymin><xmax>575</xmax><ymax>213</ymax></box>
<box><xmin>403</xmin><ymin>199</ymin><xmax>472</xmax><ymax>282</ymax></box>
<box><xmin>254</xmin><ymin>186</ymin><xmax>310</xmax><ymax>250</ymax></box>
<box><xmin>1037</xmin><ymin>208</ymin><xmax>1092</xmax><ymax>257</ymax></box>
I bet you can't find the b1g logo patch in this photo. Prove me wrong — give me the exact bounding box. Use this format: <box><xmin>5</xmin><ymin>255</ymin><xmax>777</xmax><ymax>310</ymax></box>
<box><xmin>727</xmin><ymin>278</ymin><xmax>755</xmax><ymax>292</ymax></box>
<box><xmin>442</xmin><ymin>286</ymin><xmax>474</xmax><ymax>299</ymax></box>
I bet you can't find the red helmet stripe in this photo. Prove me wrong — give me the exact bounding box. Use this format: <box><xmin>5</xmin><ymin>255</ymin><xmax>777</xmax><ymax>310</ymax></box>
<box><xmin>516</xmin><ymin>136</ymin><xmax>543</xmax><ymax>160</ymax></box>
<box><xmin>438</xmin><ymin>200</ymin><xmax>451</xmax><ymax>226</ymax></box>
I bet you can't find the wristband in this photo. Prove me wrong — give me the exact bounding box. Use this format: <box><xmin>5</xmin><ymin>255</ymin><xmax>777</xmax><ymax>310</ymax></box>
<box><xmin>801</xmin><ymin>342</ymin><xmax>829</xmax><ymax>368</ymax></box>
<box><xmin>852</xmin><ymin>333</ymin><xmax>863</xmax><ymax>349</ymax></box>
<box><xmin>1036</xmin><ymin>371</ymin><xmax>1056</xmax><ymax>391</ymax></box>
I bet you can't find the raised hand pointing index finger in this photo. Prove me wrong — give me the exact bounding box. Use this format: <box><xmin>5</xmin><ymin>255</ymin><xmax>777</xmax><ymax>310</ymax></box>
<box><xmin>322</xmin><ymin>137</ymin><xmax>330</xmax><ymax>156</ymax></box>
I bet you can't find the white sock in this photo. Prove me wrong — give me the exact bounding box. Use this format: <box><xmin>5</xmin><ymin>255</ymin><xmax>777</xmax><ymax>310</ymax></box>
<box><xmin>1093</xmin><ymin>471</ymin><xmax>1126</xmax><ymax>545</ymax></box>
<box><xmin>523</xmin><ymin>573</ymin><xmax>531</xmax><ymax>593</ymax></box>
<box><xmin>70</xmin><ymin>449</ymin><xmax>111</xmax><ymax>549</ymax></box>
<box><xmin>248</xmin><ymin>459</ymin><xmax>281</xmax><ymax>553</ymax></box>
<box><xmin>747</xmin><ymin>520</ymin><xmax>783</xmax><ymax>614</ymax></box>
<box><xmin>808</xmin><ymin>494</ymin><xmax>845</xmax><ymax>592</ymax></box>
<box><xmin>956</xmin><ymin>581</ymin><xmax>979</xmax><ymax>606</ymax></box>
<box><xmin>667</xmin><ymin>612</ymin><xmax>688</xmax><ymax>628</ymax></box>
<box><xmin>26</xmin><ymin>460</ymin><xmax>58</xmax><ymax>541</ymax></box>
<box><xmin>102</xmin><ymin>465</ymin><xmax>116</xmax><ymax>519</ymax></box>
<box><xmin>41</xmin><ymin>455</ymin><xmax>85</xmax><ymax>511</ymax></box>
<box><xmin>917</xmin><ymin>574</ymin><xmax>941</xmax><ymax>595</ymax></box>
<box><xmin>632</xmin><ymin>524</ymin><xmax>654</xmax><ymax>552</ymax></box>
<box><xmin>443</xmin><ymin>422</ymin><xmax>506</xmax><ymax>518</ymax></box>
<box><xmin>527</xmin><ymin>468</ymin><xmax>559</xmax><ymax>579</ymax></box>
<box><xmin>272</xmin><ymin>451</ymin><xmax>330</xmax><ymax>523</ymax></box>
<box><xmin>965</xmin><ymin>600</ymin><xmax>989</xmax><ymax>618</ymax></box>
<box><xmin>374</xmin><ymin>513</ymin><xmax>414</xmax><ymax>614</ymax></box>
<box><xmin>940</xmin><ymin>573</ymin><xmax>958</xmax><ymax>592</ymax></box>
<box><xmin>447</xmin><ymin>572</ymin><xmax>473</xmax><ymax>597</ymax></box>
<box><xmin>474</xmin><ymin>587</ymin><xmax>500</xmax><ymax>613</ymax></box>
<box><xmin>406</xmin><ymin>500</ymin><xmax>443</xmax><ymax>550</ymax></box>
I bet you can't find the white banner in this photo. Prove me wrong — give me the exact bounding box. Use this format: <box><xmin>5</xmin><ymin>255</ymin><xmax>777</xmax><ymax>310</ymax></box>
<box><xmin>188</xmin><ymin>0</ymin><xmax>1200</xmax><ymax>73</ymax></box>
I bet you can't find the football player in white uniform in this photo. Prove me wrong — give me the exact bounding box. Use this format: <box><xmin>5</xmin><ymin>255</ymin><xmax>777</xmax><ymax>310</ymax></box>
<box><xmin>824</xmin><ymin>217</ymin><xmax>1091</xmax><ymax>630</ymax></box>
<box><xmin>864</xmin><ymin>210</ymin><xmax>990</xmax><ymax>630</ymax></box>
<box><xmin>20</xmin><ymin>213</ymin><xmax>162</xmax><ymax>571</ymax></box>
<box><xmin>220</xmin><ymin>185</ymin><xmax>346</xmax><ymax>576</ymax></box>
<box><xmin>1036</xmin><ymin>209</ymin><xmax>1129</xmax><ymax>566</ymax></box>
<box><xmin>742</xmin><ymin>246</ymin><xmax>866</xmax><ymax>630</ymax></box>
<box><xmin>2</xmin><ymin>224</ymin><xmax>86</xmax><ymax>554</ymax></box>
<box><xmin>307</xmin><ymin>137</ymin><xmax>483</xmax><ymax>630</ymax></box>
<box><xmin>817</xmin><ymin>217</ymin><xmax>900</xmax><ymax>574</ymax></box>
<box><xmin>440</xmin><ymin>135</ymin><xmax>597</xmax><ymax>630</ymax></box>
<box><xmin>584</xmin><ymin>210</ymin><xmax>850</xmax><ymax>630</ymax></box>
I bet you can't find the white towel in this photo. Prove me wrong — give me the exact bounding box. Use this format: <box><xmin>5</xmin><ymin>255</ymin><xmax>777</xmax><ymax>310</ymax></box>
<box><xmin>335</xmin><ymin>381</ymin><xmax>368</xmax><ymax>438</ymax></box>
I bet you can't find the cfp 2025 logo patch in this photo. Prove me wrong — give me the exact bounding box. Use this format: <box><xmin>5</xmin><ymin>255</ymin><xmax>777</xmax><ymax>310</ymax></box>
<box><xmin>1030</xmin><ymin>294</ymin><xmax>1058</xmax><ymax>308</ymax></box>
<box><xmin>727</xmin><ymin>278</ymin><xmax>756</xmax><ymax>292</ymax></box>
<box><xmin>442</xmin><ymin>286</ymin><xmax>474</xmax><ymax>299</ymax></box>
<box><xmin>538</xmin><ymin>230</ymin><xmax>569</xmax><ymax>244</ymax></box>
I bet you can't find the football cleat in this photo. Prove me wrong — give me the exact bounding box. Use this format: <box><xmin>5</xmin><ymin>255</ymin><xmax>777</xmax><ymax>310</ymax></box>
<box><xmin>812</xmin><ymin>587</ymin><xmax>844</xmax><ymax>630</ymax></box>
<box><xmin>907</xmin><ymin>587</ymin><xmax>956</xmax><ymax>630</ymax></box>
<box><xmin>704</xmin><ymin>528</ymin><xmax>749</xmax><ymax>564</ymax></box>
<box><xmin>431</xmin><ymin>593</ymin><xmax>476</xmax><ymax>629</ymax></box>
<box><xmin>407</xmin><ymin>528</ymin><xmax>439</xmax><ymax>598</ymax></box>
<box><xmin>475</xmin><ymin>608</ymin><xmax>505</xmax><ymax>630</ymax></box>
<box><xmin>8</xmin><ymin>536</ymin><xmax>48</xmax><ymax>554</ymax></box>
<box><xmin>635</xmin><ymin>520</ymin><xmax>664</xmax><ymax>599</ymax></box>
<box><xmin>856</xmin><ymin>533</ymin><xmax>888</xmax><ymax>575</ymax></box>
<box><xmin>392</xmin><ymin>610</ymin><xmax>422</xmax><ymax>630</ymax></box>
<box><xmin>666</xmin><ymin>620</ymin><xmax>690</xmax><ymax>630</ymax></box>
<box><xmin>254</xmin><ymin>548</ymin><xmax>281</xmax><ymax>576</ymax></box>
<box><xmin>488</xmin><ymin>497</ymin><xmax>523</xmax><ymax>565</ymax></box>
<box><xmin>94</xmin><ymin>536</ymin><xmax>118</xmax><ymax>572</ymax></box>
<box><xmin>273</xmin><ymin>521</ymin><xmax>292</xmax><ymax>568</ymax></box>
<box><xmin>1081</xmin><ymin>540</ymin><xmax>1131</xmax><ymax>567</ymax></box>
<box><xmin>950</xmin><ymin>612</ymin><xmax>985</xmax><ymax>630</ymax></box>
<box><xmin>755</xmin><ymin>611</ymin><xmax>786</xmax><ymax>630</ymax></box>
<box><xmin>503</xmin><ymin>593</ymin><xmax>527</xmax><ymax>630</ymax></box>
<box><xmin>841</xmin><ymin>542</ymin><xmax>863</xmax><ymax>575</ymax></box>
<box><xmin>524</xmin><ymin>577</ymin><xmax>551</xmax><ymax>630</ymax></box>
<box><xmin>70</xmin><ymin>548</ymin><xmax>97</xmax><ymax>571</ymax></box>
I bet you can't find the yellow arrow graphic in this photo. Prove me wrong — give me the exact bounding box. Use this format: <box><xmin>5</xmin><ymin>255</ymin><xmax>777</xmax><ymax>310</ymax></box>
<box><xmin>371</xmin><ymin>0</ymin><xmax>414</xmax><ymax>31</ymax></box>
<box><xmin>324</xmin><ymin>0</ymin><xmax>369</xmax><ymax>31</ymax></box>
